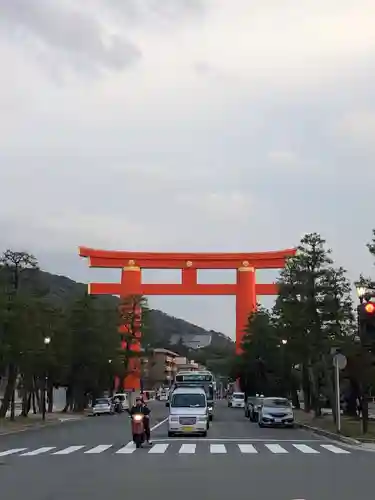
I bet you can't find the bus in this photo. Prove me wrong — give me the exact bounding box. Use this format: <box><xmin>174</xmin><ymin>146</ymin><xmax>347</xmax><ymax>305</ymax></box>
<box><xmin>171</xmin><ymin>370</ymin><xmax>216</xmax><ymax>420</ymax></box>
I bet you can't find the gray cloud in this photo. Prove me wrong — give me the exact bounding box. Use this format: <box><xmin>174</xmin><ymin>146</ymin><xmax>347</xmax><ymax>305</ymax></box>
<box><xmin>1</xmin><ymin>0</ymin><xmax>375</xmax><ymax>336</ymax></box>
<box><xmin>0</xmin><ymin>0</ymin><xmax>141</xmax><ymax>76</ymax></box>
<box><xmin>98</xmin><ymin>0</ymin><xmax>205</xmax><ymax>25</ymax></box>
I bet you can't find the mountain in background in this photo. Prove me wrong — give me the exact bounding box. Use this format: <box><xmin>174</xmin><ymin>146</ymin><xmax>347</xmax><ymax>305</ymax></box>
<box><xmin>22</xmin><ymin>270</ymin><xmax>234</xmax><ymax>352</ymax></box>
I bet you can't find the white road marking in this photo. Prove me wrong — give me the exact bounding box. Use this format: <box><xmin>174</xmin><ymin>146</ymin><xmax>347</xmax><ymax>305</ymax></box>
<box><xmin>1</xmin><ymin>441</ymin><xmax>355</xmax><ymax>458</ymax></box>
<box><xmin>0</xmin><ymin>448</ymin><xmax>27</xmax><ymax>456</ymax></box>
<box><xmin>150</xmin><ymin>417</ymin><xmax>168</xmax><ymax>431</ymax></box>
<box><xmin>53</xmin><ymin>446</ymin><xmax>85</xmax><ymax>455</ymax></box>
<box><xmin>292</xmin><ymin>444</ymin><xmax>319</xmax><ymax>454</ymax></box>
<box><xmin>148</xmin><ymin>438</ymin><xmax>325</xmax><ymax>442</ymax></box>
<box><xmin>20</xmin><ymin>447</ymin><xmax>56</xmax><ymax>456</ymax></box>
<box><xmin>265</xmin><ymin>444</ymin><xmax>288</xmax><ymax>454</ymax></box>
<box><xmin>238</xmin><ymin>444</ymin><xmax>258</xmax><ymax>453</ymax></box>
<box><xmin>116</xmin><ymin>442</ymin><xmax>136</xmax><ymax>454</ymax></box>
<box><xmin>179</xmin><ymin>443</ymin><xmax>196</xmax><ymax>454</ymax></box>
<box><xmin>84</xmin><ymin>445</ymin><xmax>112</xmax><ymax>454</ymax></box>
<box><xmin>210</xmin><ymin>444</ymin><xmax>227</xmax><ymax>454</ymax></box>
<box><xmin>320</xmin><ymin>444</ymin><xmax>350</xmax><ymax>454</ymax></box>
<box><xmin>148</xmin><ymin>443</ymin><xmax>169</xmax><ymax>454</ymax></box>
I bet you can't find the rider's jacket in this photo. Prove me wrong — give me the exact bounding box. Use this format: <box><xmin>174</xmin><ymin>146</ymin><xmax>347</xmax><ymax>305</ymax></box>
<box><xmin>129</xmin><ymin>404</ymin><xmax>151</xmax><ymax>417</ymax></box>
<box><xmin>129</xmin><ymin>404</ymin><xmax>143</xmax><ymax>415</ymax></box>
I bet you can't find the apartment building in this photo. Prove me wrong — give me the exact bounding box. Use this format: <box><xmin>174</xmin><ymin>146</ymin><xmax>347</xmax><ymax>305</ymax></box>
<box><xmin>142</xmin><ymin>348</ymin><xmax>179</xmax><ymax>388</ymax></box>
<box><xmin>174</xmin><ymin>356</ymin><xmax>200</xmax><ymax>372</ymax></box>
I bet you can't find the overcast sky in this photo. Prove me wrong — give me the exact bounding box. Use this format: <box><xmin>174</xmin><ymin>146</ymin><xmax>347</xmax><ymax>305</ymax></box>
<box><xmin>1</xmin><ymin>0</ymin><xmax>375</xmax><ymax>338</ymax></box>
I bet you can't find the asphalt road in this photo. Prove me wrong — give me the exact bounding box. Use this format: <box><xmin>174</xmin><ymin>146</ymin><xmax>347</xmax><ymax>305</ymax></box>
<box><xmin>0</xmin><ymin>400</ymin><xmax>374</xmax><ymax>500</ymax></box>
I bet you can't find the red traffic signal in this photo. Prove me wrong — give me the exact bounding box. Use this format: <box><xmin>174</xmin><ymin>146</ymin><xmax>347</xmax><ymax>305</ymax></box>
<box><xmin>365</xmin><ymin>303</ymin><xmax>375</xmax><ymax>314</ymax></box>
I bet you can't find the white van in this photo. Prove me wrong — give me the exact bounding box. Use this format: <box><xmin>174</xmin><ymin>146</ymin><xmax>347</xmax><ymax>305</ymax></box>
<box><xmin>167</xmin><ymin>387</ymin><xmax>209</xmax><ymax>437</ymax></box>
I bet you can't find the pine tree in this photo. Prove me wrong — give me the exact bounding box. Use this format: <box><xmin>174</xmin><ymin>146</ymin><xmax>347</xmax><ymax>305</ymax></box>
<box><xmin>274</xmin><ymin>233</ymin><xmax>354</xmax><ymax>417</ymax></box>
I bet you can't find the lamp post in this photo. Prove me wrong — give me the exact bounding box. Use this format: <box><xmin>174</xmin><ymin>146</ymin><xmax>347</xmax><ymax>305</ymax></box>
<box><xmin>42</xmin><ymin>336</ymin><xmax>51</xmax><ymax>421</ymax></box>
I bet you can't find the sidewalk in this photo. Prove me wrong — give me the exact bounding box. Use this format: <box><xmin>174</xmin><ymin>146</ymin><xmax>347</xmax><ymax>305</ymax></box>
<box><xmin>0</xmin><ymin>411</ymin><xmax>86</xmax><ymax>435</ymax></box>
<box><xmin>295</xmin><ymin>409</ymin><xmax>375</xmax><ymax>442</ymax></box>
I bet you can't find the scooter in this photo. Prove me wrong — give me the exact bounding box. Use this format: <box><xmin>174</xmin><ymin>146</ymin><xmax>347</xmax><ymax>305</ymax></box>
<box><xmin>131</xmin><ymin>413</ymin><xmax>145</xmax><ymax>448</ymax></box>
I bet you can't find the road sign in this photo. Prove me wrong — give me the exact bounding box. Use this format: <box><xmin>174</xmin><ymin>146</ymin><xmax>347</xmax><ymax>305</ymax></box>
<box><xmin>333</xmin><ymin>353</ymin><xmax>347</xmax><ymax>370</ymax></box>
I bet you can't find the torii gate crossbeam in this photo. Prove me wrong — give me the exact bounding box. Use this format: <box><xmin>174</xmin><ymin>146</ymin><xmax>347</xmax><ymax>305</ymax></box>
<box><xmin>79</xmin><ymin>247</ymin><xmax>296</xmax><ymax>391</ymax></box>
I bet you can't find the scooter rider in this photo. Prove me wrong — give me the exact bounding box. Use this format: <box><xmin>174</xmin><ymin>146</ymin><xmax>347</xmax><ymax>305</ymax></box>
<box><xmin>128</xmin><ymin>396</ymin><xmax>144</xmax><ymax>416</ymax></box>
<box><xmin>128</xmin><ymin>397</ymin><xmax>152</xmax><ymax>445</ymax></box>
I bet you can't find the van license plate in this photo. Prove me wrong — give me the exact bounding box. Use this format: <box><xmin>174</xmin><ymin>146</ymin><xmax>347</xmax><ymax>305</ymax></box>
<box><xmin>182</xmin><ymin>426</ymin><xmax>194</xmax><ymax>432</ymax></box>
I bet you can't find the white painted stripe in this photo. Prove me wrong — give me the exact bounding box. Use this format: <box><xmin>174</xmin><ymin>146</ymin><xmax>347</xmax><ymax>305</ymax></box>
<box><xmin>20</xmin><ymin>447</ymin><xmax>55</xmax><ymax>456</ymax></box>
<box><xmin>53</xmin><ymin>446</ymin><xmax>85</xmax><ymax>455</ymax></box>
<box><xmin>148</xmin><ymin>437</ymin><xmax>323</xmax><ymax>442</ymax></box>
<box><xmin>0</xmin><ymin>448</ymin><xmax>27</xmax><ymax>456</ymax></box>
<box><xmin>320</xmin><ymin>444</ymin><xmax>350</xmax><ymax>454</ymax></box>
<box><xmin>84</xmin><ymin>445</ymin><xmax>112</xmax><ymax>454</ymax></box>
<box><xmin>238</xmin><ymin>444</ymin><xmax>258</xmax><ymax>453</ymax></box>
<box><xmin>150</xmin><ymin>417</ymin><xmax>168</xmax><ymax>431</ymax></box>
<box><xmin>292</xmin><ymin>444</ymin><xmax>319</xmax><ymax>454</ymax></box>
<box><xmin>179</xmin><ymin>444</ymin><xmax>196</xmax><ymax>454</ymax></box>
<box><xmin>148</xmin><ymin>443</ymin><xmax>169</xmax><ymax>454</ymax></box>
<box><xmin>210</xmin><ymin>444</ymin><xmax>227</xmax><ymax>454</ymax></box>
<box><xmin>116</xmin><ymin>442</ymin><xmax>136</xmax><ymax>454</ymax></box>
<box><xmin>265</xmin><ymin>444</ymin><xmax>288</xmax><ymax>454</ymax></box>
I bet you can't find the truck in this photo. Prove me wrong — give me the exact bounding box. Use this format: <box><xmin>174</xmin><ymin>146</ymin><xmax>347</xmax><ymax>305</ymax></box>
<box><xmin>170</xmin><ymin>370</ymin><xmax>216</xmax><ymax>420</ymax></box>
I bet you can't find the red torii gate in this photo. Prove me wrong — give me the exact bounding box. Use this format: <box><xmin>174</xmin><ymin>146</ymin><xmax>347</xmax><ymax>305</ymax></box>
<box><xmin>79</xmin><ymin>247</ymin><xmax>296</xmax><ymax>390</ymax></box>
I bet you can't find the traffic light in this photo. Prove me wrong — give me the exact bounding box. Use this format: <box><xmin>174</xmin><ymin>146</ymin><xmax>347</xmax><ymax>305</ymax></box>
<box><xmin>365</xmin><ymin>303</ymin><xmax>375</xmax><ymax>314</ymax></box>
<box><xmin>358</xmin><ymin>301</ymin><xmax>375</xmax><ymax>343</ymax></box>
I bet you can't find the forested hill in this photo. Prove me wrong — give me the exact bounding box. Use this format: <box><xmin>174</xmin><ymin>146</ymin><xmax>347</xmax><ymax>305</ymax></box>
<box><xmin>18</xmin><ymin>269</ymin><xmax>234</xmax><ymax>351</ymax></box>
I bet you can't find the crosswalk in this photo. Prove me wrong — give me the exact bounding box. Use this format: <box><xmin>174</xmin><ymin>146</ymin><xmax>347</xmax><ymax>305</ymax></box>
<box><xmin>0</xmin><ymin>442</ymin><xmax>353</xmax><ymax>457</ymax></box>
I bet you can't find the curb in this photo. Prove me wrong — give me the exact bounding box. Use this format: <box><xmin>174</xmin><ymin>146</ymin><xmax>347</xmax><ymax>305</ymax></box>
<box><xmin>0</xmin><ymin>416</ymin><xmax>84</xmax><ymax>436</ymax></box>
<box><xmin>296</xmin><ymin>422</ymin><xmax>361</xmax><ymax>445</ymax></box>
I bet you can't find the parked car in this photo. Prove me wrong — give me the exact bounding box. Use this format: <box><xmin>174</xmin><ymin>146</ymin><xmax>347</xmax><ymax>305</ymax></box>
<box><xmin>92</xmin><ymin>397</ymin><xmax>114</xmax><ymax>416</ymax></box>
<box><xmin>258</xmin><ymin>397</ymin><xmax>294</xmax><ymax>428</ymax></box>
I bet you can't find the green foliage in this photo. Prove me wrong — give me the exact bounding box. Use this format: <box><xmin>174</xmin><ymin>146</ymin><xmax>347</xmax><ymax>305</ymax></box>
<box><xmin>192</xmin><ymin>344</ymin><xmax>236</xmax><ymax>377</ymax></box>
<box><xmin>0</xmin><ymin>250</ymin><xmax>153</xmax><ymax>417</ymax></box>
<box><xmin>235</xmin><ymin>232</ymin><xmax>356</xmax><ymax>415</ymax></box>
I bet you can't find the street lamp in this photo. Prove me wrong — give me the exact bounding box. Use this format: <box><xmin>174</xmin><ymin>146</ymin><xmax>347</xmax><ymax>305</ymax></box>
<box><xmin>277</xmin><ymin>339</ymin><xmax>288</xmax><ymax>348</ymax></box>
<box><xmin>42</xmin><ymin>337</ymin><xmax>51</xmax><ymax>420</ymax></box>
<box><xmin>356</xmin><ymin>286</ymin><xmax>367</xmax><ymax>303</ymax></box>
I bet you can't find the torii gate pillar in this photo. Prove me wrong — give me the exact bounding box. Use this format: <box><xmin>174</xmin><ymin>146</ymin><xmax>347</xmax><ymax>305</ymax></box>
<box><xmin>236</xmin><ymin>266</ymin><xmax>257</xmax><ymax>354</ymax></box>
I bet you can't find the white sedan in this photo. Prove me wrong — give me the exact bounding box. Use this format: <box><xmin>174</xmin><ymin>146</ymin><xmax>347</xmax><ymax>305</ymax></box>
<box><xmin>229</xmin><ymin>392</ymin><xmax>245</xmax><ymax>408</ymax></box>
<box><xmin>258</xmin><ymin>397</ymin><xmax>295</xmax><ymax>427</ymax></box>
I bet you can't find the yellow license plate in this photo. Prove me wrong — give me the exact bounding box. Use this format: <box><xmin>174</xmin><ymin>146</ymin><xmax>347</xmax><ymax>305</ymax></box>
<box><xmin>182</xmin><ymin>426</ymin><xmax>194</xmax><ymax>432</ymax></box>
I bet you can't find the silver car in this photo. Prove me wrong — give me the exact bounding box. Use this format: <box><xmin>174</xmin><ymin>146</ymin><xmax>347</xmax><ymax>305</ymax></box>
<box><xmin>258</xmin><ymin>397</ymin><xmax>294</xmax><ymax>427</ymax></box>
<box><xmin>92</xmin><ymin>397</ymin><xmax>114</xmax><ymax>416</ymax></box>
